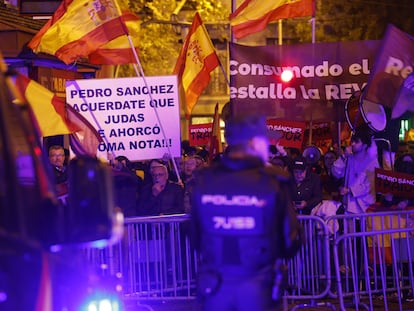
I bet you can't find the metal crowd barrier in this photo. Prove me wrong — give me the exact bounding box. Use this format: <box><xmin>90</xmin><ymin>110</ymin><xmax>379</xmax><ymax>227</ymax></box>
<box><xmin>81</xmin><ymin>214</ymin><xmax>333</xmax><ymax>307</ymax></box>
<box><xmin>82</xmin><ymin>214</ymin><xmax>197</xmax><ymax>302</ymax></box>
<box><xmin>327</xmin><ymin>210</ymin><xmax>414</xmax><ymax>311</ymax></box>
<box><xmin>80</xmin><ymin>210</ymin><xmax>414</xmax><ymax>310</ymax></box>
<box><xmin>285</xmin><ymin>215</ymin><xmax>334</xmax><ymax>310</ymax></box>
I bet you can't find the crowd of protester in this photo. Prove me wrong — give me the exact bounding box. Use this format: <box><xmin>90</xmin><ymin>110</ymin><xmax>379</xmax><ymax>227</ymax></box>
<box><xmin>47</xmin><ymin>132</ymin><xmax>414</xmax><ymax>219</ymax></box>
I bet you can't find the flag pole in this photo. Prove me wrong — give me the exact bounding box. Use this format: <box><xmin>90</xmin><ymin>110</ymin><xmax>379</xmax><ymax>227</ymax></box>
<box><xmin>311</xmin><ymin>17</ymin><xmax>315</xmax><ymax>43</ymax></box>
<box><xmin>231</xmin><ymin>0</ymin><xmax>236</xmax><ymax>43</ymax></box>
<box><xmin>278</xmin><ymin>20</ymin><xmax>283</xmax><ymax>45</ymax></box>
<box><xmin>112</xmin><ymin>1</ymin><xmax>182</xmax><ymax>183</ymax></box>
<box><xmin>113</xmin><ymin>1</ymin><xmax>182</xmax><ymax>182</ymax></box>
<box><xmin>218</xmin><ymin>59</ymin><xmax>230</xmax><ymax>87</ymax></box>
<box><xmin>112</xmin><ymin>0</ymin><xmax>141</xmax><ymax>77</ymax></box>
<box><xmin>124</xmin><ymin>32</ymin><xmax>182</xmax><ymax>182</ymax></box>
<box><xmin>310</xmin><ymin>0</ymin><xmax>316</xmax><ymax>44</ymax></box>
<box><xmin>125</xmin><ymin>34</ymin><xmax>141</xmax><ymax>77</ymax></box>
<box><xmin>126</xmin><ymin>34</ymin><xmax>182</xmax><ymax>184</ymax></box>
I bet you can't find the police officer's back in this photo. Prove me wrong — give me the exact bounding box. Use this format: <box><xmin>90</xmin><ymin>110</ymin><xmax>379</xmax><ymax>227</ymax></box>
<box><xmin>191</xmin><ymin>115</ymin><xmax>303</xmax><ymax>311</ymax></box>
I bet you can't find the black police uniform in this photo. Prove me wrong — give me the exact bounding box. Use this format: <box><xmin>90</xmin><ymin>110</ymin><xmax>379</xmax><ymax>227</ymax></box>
<box><xmin>191</xmin><ymin>155</ymin><xmax>302</xmax><ymax>311</ymax></box>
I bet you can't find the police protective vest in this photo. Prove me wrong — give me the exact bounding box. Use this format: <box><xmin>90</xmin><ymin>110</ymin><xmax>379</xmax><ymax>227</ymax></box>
<box><xmin>192</xmin><ymin>157</ymin><xmax>294</xmax><ymax>276</ymax></box>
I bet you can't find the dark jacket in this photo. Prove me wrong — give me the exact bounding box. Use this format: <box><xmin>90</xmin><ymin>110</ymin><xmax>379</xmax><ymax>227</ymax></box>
<box><xmin>112</xmin><ymin>169</ymin><xmax>142</xmax><ymax>217</ymax></box>
<box><xmin>292</xmin><ymin>171</ymin><xmax>323</xmax><ymax>215</ymax></box>
<box><xmin>137</xmin><ymin>181</ymin><xmax>184</xmax><ymax>216</ymax></box>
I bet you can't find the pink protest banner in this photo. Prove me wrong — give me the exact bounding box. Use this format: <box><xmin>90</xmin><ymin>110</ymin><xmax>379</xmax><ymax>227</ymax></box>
<box><xmin>189</xmin><ymin>123</ymin><xmax>212</xmax><ymax>146</ymax></box>
<box><xmin>267</xmin><ymin>119</ymin><xmax>306</xmax><ymax>149</ymax></box>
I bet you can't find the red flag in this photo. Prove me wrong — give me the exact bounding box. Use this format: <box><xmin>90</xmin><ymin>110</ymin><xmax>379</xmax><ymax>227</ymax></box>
<box><xmin>208</xmin><ymin>103</ymin><xmax>222</xmax><ymax>164</ymax></box>
<box><xmin>173</xmin><ymin>12</ymin><xmax>220</xmax><ymax>119</ymax></box>
<box><xmin>28</xmin><ymin>0</ymin><xmax>128</xmax><ymax>64</ymax></box>
<box><xmin>362</xmin><ymin>24</ymin><xmax>414</xmax><ymax>117</ymax></box>
<box><xmin>230</xmin><ymin>0</ymin><xmax>315</xmax><ymax>39</ymax></box>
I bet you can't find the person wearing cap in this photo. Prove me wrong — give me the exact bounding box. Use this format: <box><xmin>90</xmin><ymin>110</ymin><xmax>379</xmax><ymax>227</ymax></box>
<box><xmin>290</xmin><ymin>156</ymin><xmax>323</xmax><ymax>215</ymax></box>
<box><xmin>190</xmin><ymin>114</ymin><xmax>303</xmax><ymax>311</ymax></box>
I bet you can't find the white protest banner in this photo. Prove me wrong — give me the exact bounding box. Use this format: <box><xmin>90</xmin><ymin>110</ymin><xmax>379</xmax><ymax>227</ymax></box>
<box><xmin>66</xmin><ymin>76</ymin><xmax>181</xmax><ymax>162</ymax></box>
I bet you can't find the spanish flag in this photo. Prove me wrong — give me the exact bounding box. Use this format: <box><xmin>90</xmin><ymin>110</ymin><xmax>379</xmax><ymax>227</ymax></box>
<box><xmin>230</xmin><ymin>0</ymin><xmax>315</xmax><ymax>39</ymax></box>
<box><xmin>173</xmin><ymin>12</ymin><xmax>220</xmax><ymax>119</ymax></box>
<box><xmin>15</xmin><ymin>74</ymin><xmax>80</xmax><ymax>136</ymax></box>
<box><xmin>15</xmin><ymin>75</ymin><xmax>102</xmax><ymax>156</ymax></box>
<box><xmin>28</xmin><ymin>0</ymin><xmax>127</xmax><ymax>64</ymax></box>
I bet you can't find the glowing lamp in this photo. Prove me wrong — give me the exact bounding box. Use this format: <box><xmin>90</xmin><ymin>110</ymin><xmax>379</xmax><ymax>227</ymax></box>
<box><xmin>281</xmin><ymin>69</ymin><xmax>294</xmax><ymax>82</ymax></box>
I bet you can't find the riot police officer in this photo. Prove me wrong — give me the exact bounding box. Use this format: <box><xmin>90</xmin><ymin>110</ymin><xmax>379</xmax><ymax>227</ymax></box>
<box><xmin>191</xmin><ymin>114</ymin><xmax>303</xmax><ymax>311</ymax></box>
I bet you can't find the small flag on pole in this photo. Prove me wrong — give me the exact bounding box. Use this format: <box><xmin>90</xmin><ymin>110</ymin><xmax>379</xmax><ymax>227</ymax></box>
<box><xmin>173</xmin><ymin>12</ymin><xmax>220</xmax><ymax>119</ymax></box>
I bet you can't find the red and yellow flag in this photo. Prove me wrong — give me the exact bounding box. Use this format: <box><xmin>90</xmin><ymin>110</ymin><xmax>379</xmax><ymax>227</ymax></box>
<box><xmin>28</xmin><ymin>0</ymin><xmax>127</xmax><ymax>64</ymax></box>
<box><xmin>15</xmin><ymin>74</ymin><xmax>80</xmax><ymax>137</ymax></box>
<box><xmin>230</xmin><ymin>0</ymin><xmax>315</xmax><ymax>39</ymax></box>
<box><xmin>173</xmin><ymin>12</ymin><xmax>220</xmax><ymax>119</ymax></box>
<box><xmin>88</xmin><ymin>10</ymin><xmax>141</xmax><ymax>64</ymax></box>
<box><xmin>15</xmin><ymin>74</ymin><xmax>103</xmax><ymax>156</ymax></box>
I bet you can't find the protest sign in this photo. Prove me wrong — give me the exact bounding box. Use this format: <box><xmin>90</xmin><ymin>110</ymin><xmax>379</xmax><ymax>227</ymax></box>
<box><xmin>375</xmin><ymin>168</ymin><xmax>414</xmax><ymax>199</ymax></box>
<box><xmin>230</xmin><ymin>40</ymin><xmax>380</xmax><ymax>121</ymax></box>
<box><xmin>66</xmin><ymin>76</ymin><xmax>181</xmax><ymax>162</ymax></box>
<box><xmin>304</xmin><ymin>122</ymin><xmax>333</xmax><ymax>153</ymax></box>
<box><xmin>267</xmin><ymin>119</ymin><xmax>306</xmax><ymax>149</ymax></box>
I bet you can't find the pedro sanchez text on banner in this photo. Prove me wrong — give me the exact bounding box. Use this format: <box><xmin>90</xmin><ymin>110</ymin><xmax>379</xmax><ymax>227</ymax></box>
<box><xmin>230</xmin><ymin>40</ymin><xmax>380</xmax><ymax>120</ymax></box>
<box><xmin>66</xmin><ymin>76</ymin><xmax>181</xmax><ymax>161</ymax></box>
<box><xmin>375</xmin><ymin>168</ymin><xmax>414</xmax><ymax>199</ymax></box>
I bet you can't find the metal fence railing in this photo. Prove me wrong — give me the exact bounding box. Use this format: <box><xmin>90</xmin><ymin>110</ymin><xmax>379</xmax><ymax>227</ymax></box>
<box><xmin>81</xmin><ymin>210</ymin><xmax>414</xmax><ymax>310</ymax></box>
